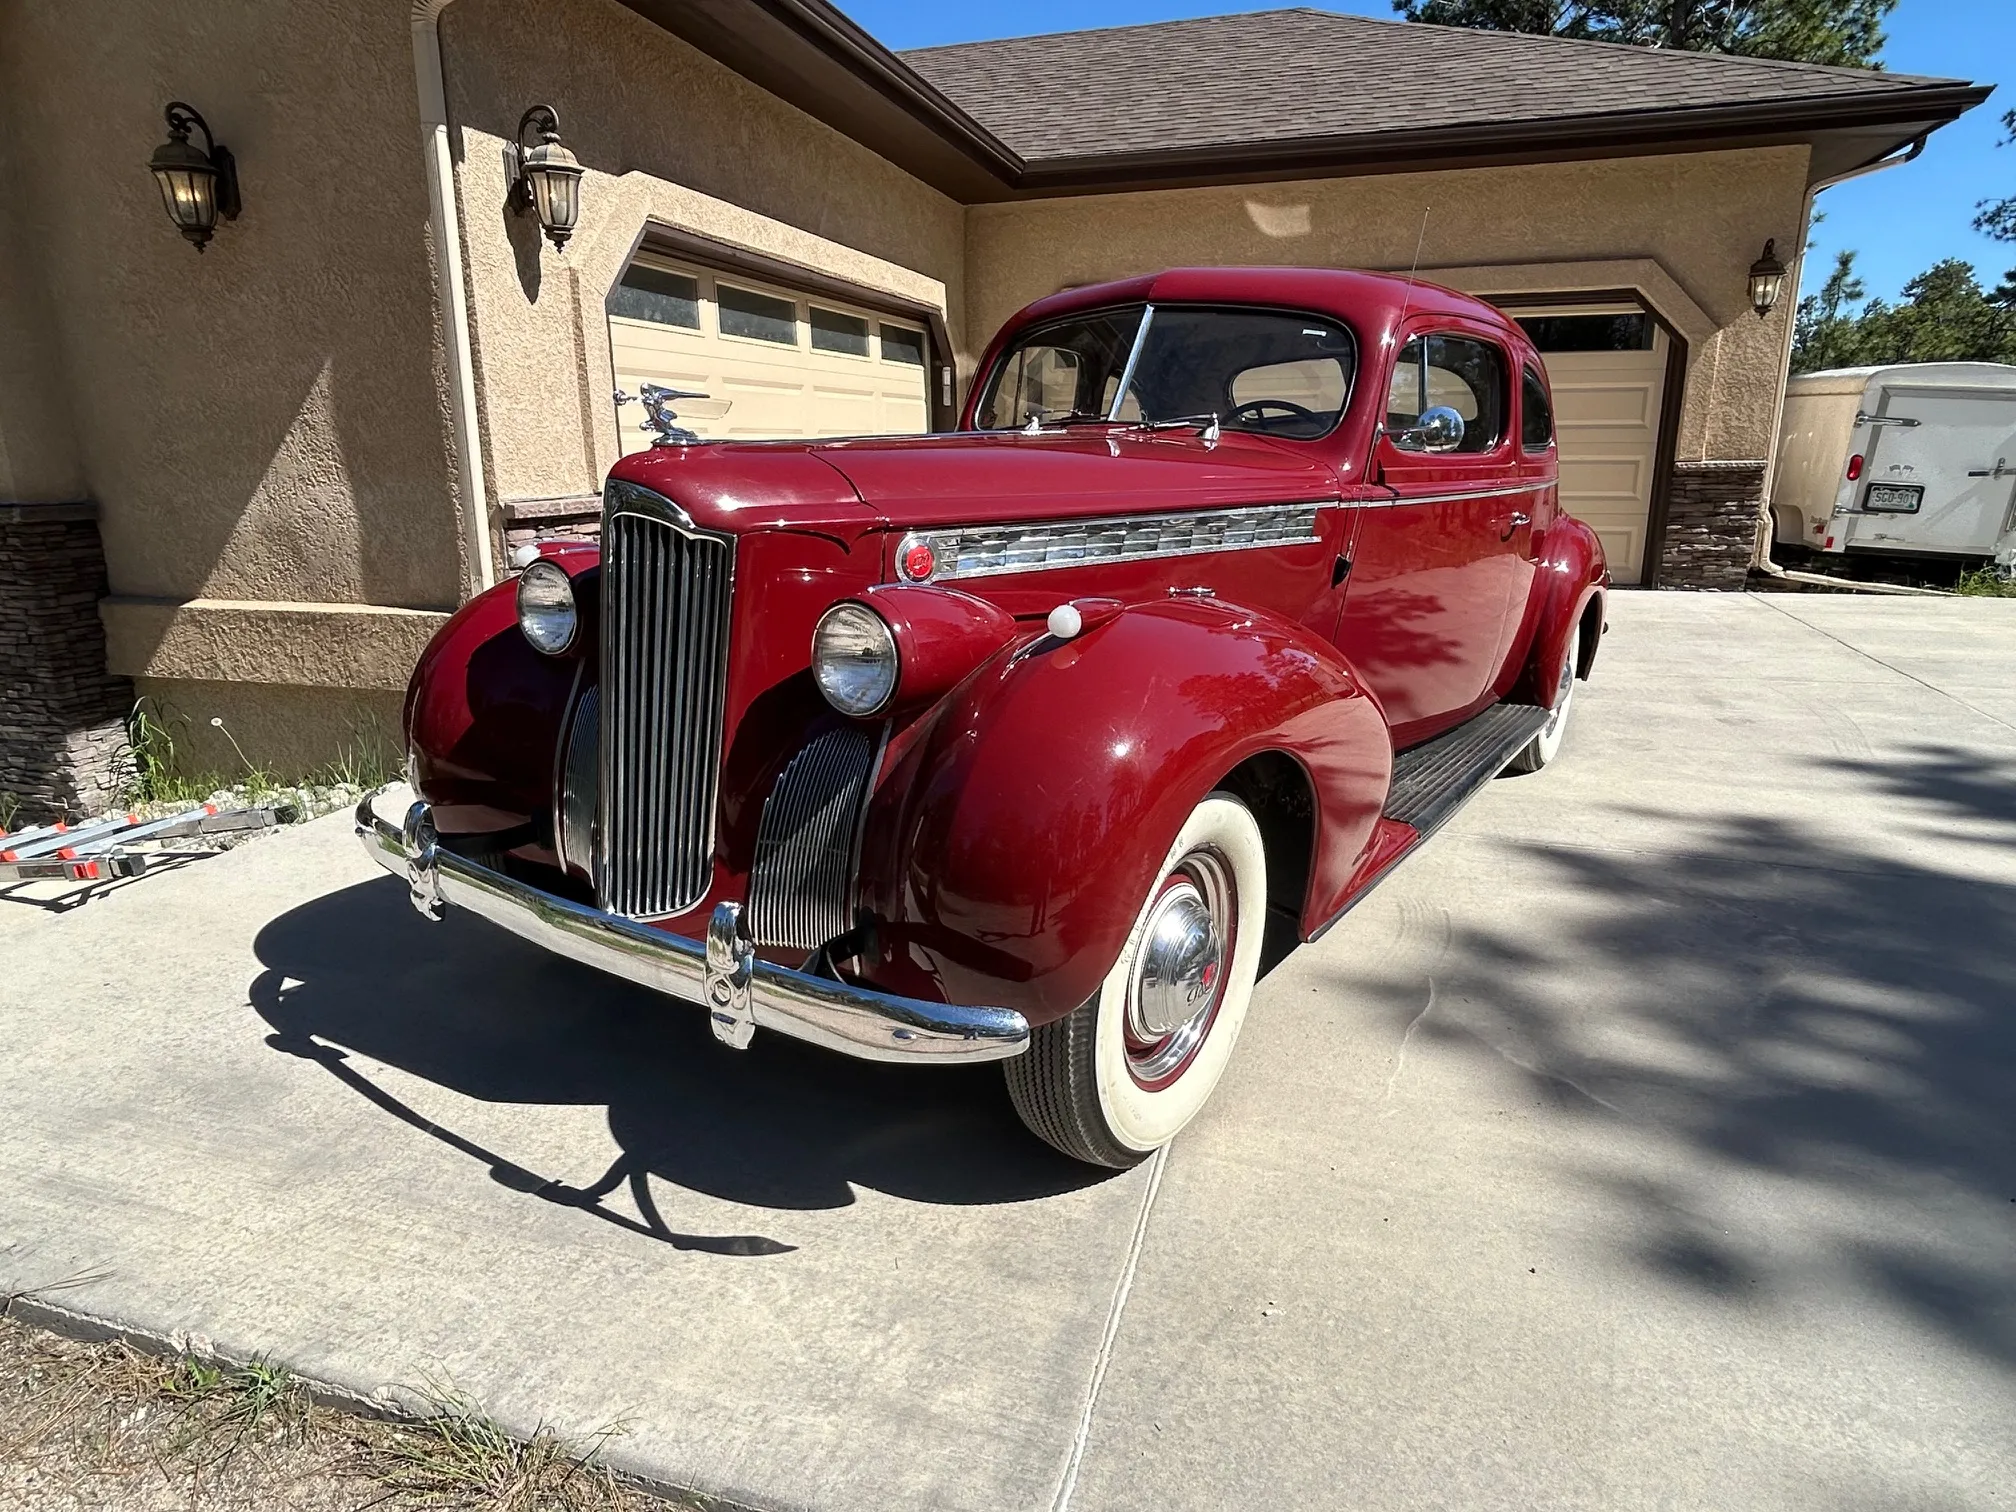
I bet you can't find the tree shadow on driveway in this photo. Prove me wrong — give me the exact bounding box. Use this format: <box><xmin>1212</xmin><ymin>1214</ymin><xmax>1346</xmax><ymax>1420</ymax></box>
<box><xmin>249</xmin><ymin>878</ymin><xmax>1102</xmax><ymax>1252</ymax></box>
<box><xmin>1357</xmin><ymin>744</ymin><xmax>2016</xmax><ymax>1374</ymax></box>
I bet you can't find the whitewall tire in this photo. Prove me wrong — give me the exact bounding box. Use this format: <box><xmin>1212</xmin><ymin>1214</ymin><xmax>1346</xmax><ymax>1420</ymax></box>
<box><xmin>1507</xmin><ymin>624</ymin><xmax>1580</xmax><ymax>775</ymax></box>
<box><xmin>1005</xmin><ymin>792</ymin><xmax>1268</xmax><ymax>1168</ymax></box>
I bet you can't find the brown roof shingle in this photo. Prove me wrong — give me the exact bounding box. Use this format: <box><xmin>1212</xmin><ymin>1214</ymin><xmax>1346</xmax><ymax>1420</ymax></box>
<box><xmin>901</xmin><ymin>8</ymin><xmax>1965</xmax><ymax>164</ymax></box>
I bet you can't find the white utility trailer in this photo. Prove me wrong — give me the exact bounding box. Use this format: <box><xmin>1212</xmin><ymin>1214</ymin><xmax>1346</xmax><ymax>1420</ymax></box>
<box><xmin>1771</xmin><ymin>362</ymin><xmax>2016</xmax><ymax>566</ymax></box>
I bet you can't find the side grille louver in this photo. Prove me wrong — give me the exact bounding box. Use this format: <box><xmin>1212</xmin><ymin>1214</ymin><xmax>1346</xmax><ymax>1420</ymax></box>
<box><xmin>598</xmin><ymin>484</ymin><xmax>734</xmax><ymax>918</ymax></box>
<box><xmin>748</xmin><ymin>725</ymin><xmax>879</xmax><ymax>952</ymax></box>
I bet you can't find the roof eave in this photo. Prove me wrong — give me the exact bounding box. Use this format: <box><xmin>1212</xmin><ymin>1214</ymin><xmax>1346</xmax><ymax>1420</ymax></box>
<box><xmin>1002</xmin><ymin>83</ymin><xmax>1996</xmax><ymax>198</ymax></box>
<box><xmin>616</xmin><ymin>0</ymin><xmax>1989</xmax><ymax>204</ymax></box>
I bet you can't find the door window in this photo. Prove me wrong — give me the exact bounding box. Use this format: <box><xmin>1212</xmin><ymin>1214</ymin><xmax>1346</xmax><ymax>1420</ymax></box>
<box><xmin>1386</xmin><ymin>336</ymin><xmax>1505</xmax><ymax>453</ymax></box>
<box><xmin>1521</xmin><ymin>366</ymin><xmax>1555</xmax><ymax>451</ymax></box>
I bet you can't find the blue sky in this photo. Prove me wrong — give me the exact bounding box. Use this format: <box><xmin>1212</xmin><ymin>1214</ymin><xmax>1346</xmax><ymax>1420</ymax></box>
<box><xmin>845</xmin><ymin>0</ymin><xmax>2013</xmax><ymax>305</ymax></box>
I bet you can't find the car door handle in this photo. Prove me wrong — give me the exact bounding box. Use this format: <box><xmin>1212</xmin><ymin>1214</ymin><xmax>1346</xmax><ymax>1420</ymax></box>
<box><xmin>1500</xmin><ymin>511</ymin><xmax>1531</xmax><ymax>541</ymax></box>
<box><xmin>1966</xmin><ymin>457</ymin><xmax>2012</xmax><ymax>478</ymax></box>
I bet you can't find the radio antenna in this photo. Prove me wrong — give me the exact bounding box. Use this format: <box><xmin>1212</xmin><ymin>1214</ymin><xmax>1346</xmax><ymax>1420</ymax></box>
<box><xmin>1368</xmin><ymin>207</ymin><xmax>1432</xmax><ymax>476</ymax></box>
<box><xmin>1396</xmin><ymin>207</ymin><xmax>1431</xmax><ymax>413</ymax></box>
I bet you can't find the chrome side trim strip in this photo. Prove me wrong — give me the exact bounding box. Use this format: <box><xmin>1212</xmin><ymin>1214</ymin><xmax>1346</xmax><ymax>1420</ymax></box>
<box><xmin>359</xmin><ymin>792</ymin><xmax>1029</xmax><ymax>1065</ymax></box>
<box><xmin>1330</xmin><ymin>482</ymin><xmax>1550</xmax><ymax>510</ymax></box>
<box><xmin>906</xmin><ymin>500</ymin><xmax>1324</xmax><ymax>582</ymax></box>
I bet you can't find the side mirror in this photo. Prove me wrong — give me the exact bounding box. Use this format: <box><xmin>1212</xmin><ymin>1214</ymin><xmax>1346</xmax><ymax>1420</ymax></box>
<box><xmin>1392</xmin><ymin>405</ymin><xmax>1466</xmax><ymax>454</ymax></box>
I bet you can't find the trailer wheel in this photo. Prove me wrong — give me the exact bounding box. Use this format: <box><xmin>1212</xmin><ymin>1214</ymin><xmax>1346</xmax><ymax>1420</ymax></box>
<box><xmin>1005</xmin><ymin>792</ymin><xmax>1267</xmax><ymax>1168</ymax></box>
<box><xmin>1507</xmin><ymin>624</ymin><xmax>1581</xmax><ymax>775</ymax></box>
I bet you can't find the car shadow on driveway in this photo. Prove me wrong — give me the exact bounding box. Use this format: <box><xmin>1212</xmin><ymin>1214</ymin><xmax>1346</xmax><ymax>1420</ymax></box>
<box><xmin>249</xmin><ymin>876</ymin><xmax>1102</xmax><ymax>1252</ymax></box>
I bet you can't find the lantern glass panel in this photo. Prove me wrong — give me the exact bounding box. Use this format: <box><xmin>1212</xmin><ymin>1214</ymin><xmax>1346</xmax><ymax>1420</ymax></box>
<box><xmin>532</xmin><ymin>166</ymin><xmax>580</xmax><ymax>234</ymax></box>
<box><xmin>154</xmin><ymin>165</ymin><xmax>217</xmax><ymax>230</ymax></box>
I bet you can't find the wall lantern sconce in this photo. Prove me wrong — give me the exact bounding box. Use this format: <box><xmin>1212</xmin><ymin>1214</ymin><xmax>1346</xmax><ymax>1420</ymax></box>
<box><xmin>506</xmin><ymin>105</ymin><xmax>584</xmax><ymax>251</ymax></box>
<box><xmin>148</xmin><ymin>102</ymin><xmax>241</xmax><ymax>252</ymax></box>
<box><xmin>1748</xmin><ymin>239</ymin><xmax>1788</xmax><ymax>319</ymax></box>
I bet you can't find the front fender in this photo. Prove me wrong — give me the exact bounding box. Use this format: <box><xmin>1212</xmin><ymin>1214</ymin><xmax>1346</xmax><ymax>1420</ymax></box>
<box><xmin>1512</xmin><ymin>514</ymin><xmax>1607</xmax><ymax>707</ymax></box>
<box><xmin>855</xmin><ymin>599</ymin><xmax>1390</xmax><ymax>1026</ymax></box>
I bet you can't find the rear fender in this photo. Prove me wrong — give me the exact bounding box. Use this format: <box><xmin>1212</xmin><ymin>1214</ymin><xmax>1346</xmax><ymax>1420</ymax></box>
<box><xmin>854</xmin><ymin>599</ymin><xmax>1390</xmax><ymax>1026</ymax></box>
<box><xmin>1512</xmin><ymin>514</ymin><xmax>1607</xmax><ymax>707</ymax></box>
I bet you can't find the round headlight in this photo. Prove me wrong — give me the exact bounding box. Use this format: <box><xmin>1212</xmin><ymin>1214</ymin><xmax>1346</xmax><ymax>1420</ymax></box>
<box><xmin>813</xmin><ymin>602</ymin><xmax>898</xmax><ymax>716</ymax></box>
<box><xmin>516</xmin><ymin>559</ymin><xmax>577</xmax><ymax>655</ymax></box>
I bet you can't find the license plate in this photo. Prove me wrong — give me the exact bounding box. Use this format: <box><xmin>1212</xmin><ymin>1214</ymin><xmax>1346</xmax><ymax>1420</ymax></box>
<box><xmin>1864</xmin><ymin>483</ymin><xmax>1923</xmax><ymax>513</ymax></box>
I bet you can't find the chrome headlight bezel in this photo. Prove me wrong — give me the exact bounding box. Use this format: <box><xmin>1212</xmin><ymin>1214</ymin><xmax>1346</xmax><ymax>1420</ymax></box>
<box><xmin>516</xmin><ymin>558</ymin><xmax>578</xmax><ymax>655</ymax></box>
<box><xmin>812</xmin><ymin>602</ymin><xmax>899</xmax><ymax>717</ymax></box>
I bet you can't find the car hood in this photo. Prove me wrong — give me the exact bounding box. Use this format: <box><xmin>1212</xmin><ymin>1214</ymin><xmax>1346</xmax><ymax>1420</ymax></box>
<box><xmin>605</xmin><ymin>430</ymin><xmax>1339</xmax><ymax>539</ymax></box>
<box><xmin>813</xmin><ymin>429</ymin><xmax>1339</xmax><ymax>526</ymax></box>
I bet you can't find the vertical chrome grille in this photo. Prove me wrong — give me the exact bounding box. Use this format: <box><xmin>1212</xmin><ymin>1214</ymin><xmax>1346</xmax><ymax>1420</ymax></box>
<box><xmin>748</xmin><ymin>725</ymin><xmax>879</xmax><ymax>952</ymax></box>
<box><xmin>599</xmin><ymin>483</ymin><xmax>734</xmax><ymax>918</ymax></box>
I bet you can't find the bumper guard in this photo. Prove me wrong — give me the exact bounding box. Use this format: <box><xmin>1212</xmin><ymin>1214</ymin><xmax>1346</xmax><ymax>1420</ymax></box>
<box><xmin>356</xmin><ymin>790</ymin><xmax>1028</xmax><ymax>1064</ymax></box>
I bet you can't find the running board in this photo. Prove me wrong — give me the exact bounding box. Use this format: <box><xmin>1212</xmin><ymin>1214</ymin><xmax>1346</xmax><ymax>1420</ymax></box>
<box><xmin>1382</xmin><ymin>703</ymin><xmax>1551</xmax><ymax>839</ymax></box>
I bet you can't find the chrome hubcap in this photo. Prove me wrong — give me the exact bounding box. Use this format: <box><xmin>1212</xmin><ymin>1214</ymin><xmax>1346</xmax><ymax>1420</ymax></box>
<box><xmin>1125</xmin><ymin>850</ymin><xmax>1234</xmax><ymax>1086</ymax></box>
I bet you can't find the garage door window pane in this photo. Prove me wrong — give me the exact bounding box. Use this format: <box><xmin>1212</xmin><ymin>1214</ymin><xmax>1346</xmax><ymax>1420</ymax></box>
<box><xmin>720</xmin><ymin>285</ymin><xmax>798</xmax><ymax>345</ymax></box>
<box><xmin>810</xmin><ymin>307</ymin><xmax>871</xmax><ymax>356</ymax></box>
<box><xmin>1515</xmin><ymin>314</ymin><xmax>1652</xmax><ymax>352</ymax></box>
<box><xmin>881</xmin><ymin>325</ymin><xmax>926</xmax><ymax>366</ymax></box>
<box><xmin>608</xmin><ymin>266</ymin><xmax>700</xmax><ymax>328</ymax></box>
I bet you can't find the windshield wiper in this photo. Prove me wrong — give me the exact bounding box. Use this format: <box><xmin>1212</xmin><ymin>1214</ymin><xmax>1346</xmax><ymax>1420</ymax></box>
<box><xmin>1123</xmin><ymin>413</ymin><xmax>1223</xmax><ymax>442</ymax></box>
<box><xmin>1020</xmin><ymin>409</ymin><xmax>1115</xmax><ymax>433</ymax></box>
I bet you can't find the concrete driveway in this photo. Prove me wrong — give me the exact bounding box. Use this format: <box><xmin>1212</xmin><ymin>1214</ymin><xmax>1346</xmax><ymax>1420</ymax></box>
<box><xmin>3</xmin><ymin>592</ymin><xmax>2012</xmax><ymax>1511</ymax></box>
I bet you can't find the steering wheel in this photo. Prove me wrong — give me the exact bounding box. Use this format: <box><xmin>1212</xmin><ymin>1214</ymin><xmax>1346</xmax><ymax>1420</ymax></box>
<box><xmin>1227</xmin><ymin>398</ymin><xmax>1319</xmax><ymax>429</ymax></box>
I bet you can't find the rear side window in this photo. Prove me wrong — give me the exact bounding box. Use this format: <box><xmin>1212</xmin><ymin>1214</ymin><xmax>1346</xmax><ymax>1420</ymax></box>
<box><xmin>1386</xmin><ymin>335</ymin><xmax>1505</xmax><ymax>453</ymax></box>
<box><xmin>1521</xmin><ymin>366</ymin><xmax>1554</xmax><ymax>451</ymax></box>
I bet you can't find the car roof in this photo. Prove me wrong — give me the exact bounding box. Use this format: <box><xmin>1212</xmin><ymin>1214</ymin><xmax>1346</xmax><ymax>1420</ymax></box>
<box><xmin>1000</xmin><ymin>266</ymin><xmax>1526</xmax><ymax>351</ymax></box>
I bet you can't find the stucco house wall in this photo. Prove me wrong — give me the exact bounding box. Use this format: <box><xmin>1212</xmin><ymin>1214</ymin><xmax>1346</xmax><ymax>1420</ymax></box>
<box><xmin>441</xmin><ymin>0</ymin><xmax>966</xmax><ymax>515</ymax></box>
<box><xmin>0</xmin><ymin>0</ymin><xmax>474</xmax><ymax>782</ymax></box>
<box><xmin>0</xmin><ymin>0</ymin><xmax>969</xmax><ymax>791</ymax></box>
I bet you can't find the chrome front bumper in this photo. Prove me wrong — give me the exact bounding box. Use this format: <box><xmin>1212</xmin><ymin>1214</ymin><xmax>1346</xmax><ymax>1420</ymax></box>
<box><xmin>355</xmin><ymin>790</ymin><xmax>1028</xmax><ymax>1064</ymax></box>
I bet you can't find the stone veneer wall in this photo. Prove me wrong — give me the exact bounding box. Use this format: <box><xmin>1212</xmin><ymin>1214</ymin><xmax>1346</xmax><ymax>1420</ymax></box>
<box><xmin>1658</xmin><ymin>461</ymin><xmax>1767</xmax><ymax>591</ymax></box>
<box><xmin>502</xmin><ymin>495</ymin><xmax>602</xmax><ymax>558</ymax></box>
<box><xmin>0</xmin><ymin>503</ymin><xmax>133</xmax><ymax>822</ymax></box>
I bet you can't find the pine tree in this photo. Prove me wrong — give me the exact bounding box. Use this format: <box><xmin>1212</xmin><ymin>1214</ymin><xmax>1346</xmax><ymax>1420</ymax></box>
<box><xmin>1392</xmin><ymin>0</ymin><xmax>1895</xmax><ymax>68</ymax></box>
<box><xmin>1790</xmin><ymin>258</ymin><xmax>2016</xmax><ymax>373</ymax></box>
<box><xmin>1791</xmin><ymin>249</ymin><xmax>1869</xmax><ymax>372</ymax></box>
<box><xmin>1974</xmin><ymin>110</ymin><xmax>2016</xmax><ymax>245</ymax></box>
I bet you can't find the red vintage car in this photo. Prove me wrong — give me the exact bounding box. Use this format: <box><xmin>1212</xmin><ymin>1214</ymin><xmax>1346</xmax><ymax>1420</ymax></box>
<box><xmin>359</xmin><ymin>267</ymin><xmax>1605</xmax><ymax>1168</ymax></box>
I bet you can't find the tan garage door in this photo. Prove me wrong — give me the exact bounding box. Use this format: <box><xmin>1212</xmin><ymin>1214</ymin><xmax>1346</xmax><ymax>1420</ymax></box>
<box><xmin>607</xmin><ymin>254</ymin><xmax>931</xmax><ymax>454</ymax></box>
<box><xmin>1514</xmin><ymin>309</ymin><xmax>1669</xmax><ymax>585</ymax></box>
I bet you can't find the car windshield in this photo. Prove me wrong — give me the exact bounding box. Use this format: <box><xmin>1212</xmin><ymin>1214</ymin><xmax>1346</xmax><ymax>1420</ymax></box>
<box><xmin>974</xmin><ymin>304</ymin><xmax>1355</xmax><ymax>440</ymax></box>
